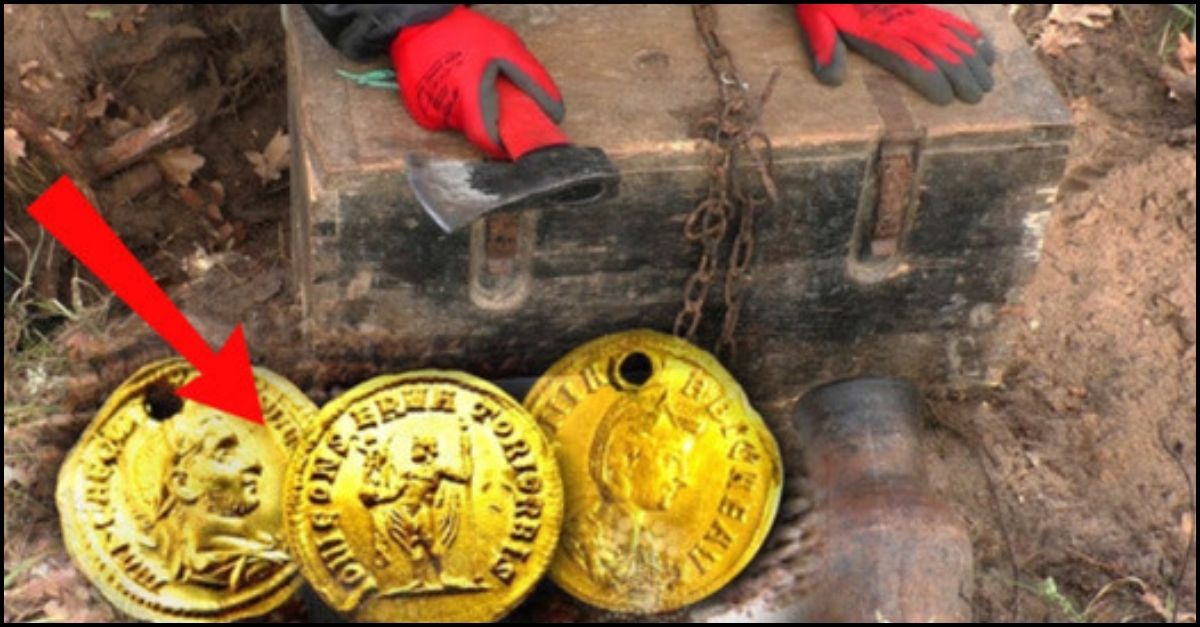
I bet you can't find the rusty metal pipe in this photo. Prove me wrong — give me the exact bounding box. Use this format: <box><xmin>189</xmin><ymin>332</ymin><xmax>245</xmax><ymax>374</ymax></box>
<box><xmin>788</xmin><ymin>376</ymin><xmax>973</xmax><ymax>622</ymax></box>
<box><xmin>688</xmin><ymin>377</ymin><xmax>973</xmax><ymax>623</ymax></box>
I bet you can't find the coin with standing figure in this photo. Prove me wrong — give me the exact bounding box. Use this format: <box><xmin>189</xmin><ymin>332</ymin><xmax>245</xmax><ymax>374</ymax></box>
<box><xmin>56</xmin><ymin>358</ymin><xmax>315</xmax><ymax>622</ymax></box>
<box><xmin>525</xmin><ymin>329</ymin><xmax>783</xmax><ymax>613</ymax></box>
<box><xmin>283</xmin><ymin>370</ymin><xmax>563</xmax><ymax>622</ymax></box>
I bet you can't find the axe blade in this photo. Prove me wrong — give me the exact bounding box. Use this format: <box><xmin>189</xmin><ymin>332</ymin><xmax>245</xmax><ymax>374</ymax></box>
<box><xmin>406</xmin><ymin>145</ymin><xmax>619</xmax><ymax>233</ymax></box>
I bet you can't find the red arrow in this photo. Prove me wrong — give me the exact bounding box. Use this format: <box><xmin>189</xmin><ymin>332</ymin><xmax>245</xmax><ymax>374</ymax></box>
<box><xmin>26</xmin><ymin>176</ymin><xmax>264</xmax><ymax>424</ymax></box>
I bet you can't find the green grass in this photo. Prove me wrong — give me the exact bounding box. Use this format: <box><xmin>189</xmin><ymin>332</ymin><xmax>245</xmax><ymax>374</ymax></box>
<box><xmin>1020</xmin><ymin>576</ymin><xmax>1089</xmax><ymax>623</ymax></box>
<box><xmin>1006</xmin><ymin>574</ymin><xmax>1195</xmax><ymax>623</ymax></box>
<box><xmin>3</xmin><ymin>218</ymin><xmax>109</xmax><ymax>429</ymax></box>
<box><xmin>1174</xmin><ymin>4</ymin><xmax>1196</xmax><ymax>40</ymax></box>
<box><xmin>1161</xmin><ymin>4</ymin><xmax>1197</xmax><ymax>57</ymax></box>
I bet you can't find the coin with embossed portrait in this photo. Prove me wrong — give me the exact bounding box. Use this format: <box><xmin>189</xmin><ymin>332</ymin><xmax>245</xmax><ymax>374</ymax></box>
<box><xmin>55</xmin><ymin>358</ymin><xmax>315</xmax><ymax>622</ymax></box>
<box><xmin>283</xmin><ymin>370</ymin><xmax>563</xmax><ymax>622</ymax></box>
<box><xmin>525</xmin><ymin>329</ymin><xmax>783</xmax><ymax>613</ymax></box>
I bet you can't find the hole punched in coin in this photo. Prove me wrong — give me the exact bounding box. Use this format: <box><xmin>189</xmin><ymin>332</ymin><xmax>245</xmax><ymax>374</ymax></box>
<box><xmin>615</xmin><ymin>351</ymin><xmax>654</xmax><ymax>388</ymax></box>
<box><xmin>144</xmin><ymin>381</ymin><xmax>184</xmax><ymax>421</ymax></box>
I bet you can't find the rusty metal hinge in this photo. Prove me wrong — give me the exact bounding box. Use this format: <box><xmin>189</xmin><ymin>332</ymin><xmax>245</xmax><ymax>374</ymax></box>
<box><xmin>871</xmin><ymin>140</ymin><xmax>920</xmax><ymax>258</ymax></box>
<box><xmin>851</xmin><ymin>74</ymin><xmax>926</xmax><ymax>280</ymax></box>
<box><xmin>468</xmin><ymin>211</ymin><xmax>536</xmax><ymax>311</ymax></box>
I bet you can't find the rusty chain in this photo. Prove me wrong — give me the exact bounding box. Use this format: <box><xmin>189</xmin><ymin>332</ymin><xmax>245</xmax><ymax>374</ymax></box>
<box><xmin>674</xmin><ymin>4</ymin><xmax>780</xmax><ymax>361</ymax></box>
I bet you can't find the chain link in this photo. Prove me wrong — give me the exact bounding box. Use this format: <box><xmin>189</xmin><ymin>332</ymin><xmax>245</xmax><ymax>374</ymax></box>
<box><xmin>674</xmin><ymin>4</ymin><xmax>780</xmax><ymax>361</ymax></box>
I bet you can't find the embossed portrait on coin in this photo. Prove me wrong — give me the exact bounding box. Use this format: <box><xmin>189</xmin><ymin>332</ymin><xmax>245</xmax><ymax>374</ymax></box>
<box><xmin>138</xmin><ymin>411</ymin><xmax>289</xmax><ymax>590</ymax></box>
<box><xmin>356</xmin><ymin>421</ymin><xmax>483</xmax><ymax>594</ymax></box>
<box><xmin>565</xmin><ymin>384</ymin><xmax>703</xmax><ymax>599</ymax></box>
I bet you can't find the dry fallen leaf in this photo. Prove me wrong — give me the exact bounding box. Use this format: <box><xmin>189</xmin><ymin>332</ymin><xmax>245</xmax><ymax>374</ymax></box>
<box><xmin>178</xmin><ymin>185</ymin><xmax>205</xmax><ymax>210</ymax></box>
<box><xmin>1047</xmin><ymin>4</ymin><xmax>1114</xmax><ymax>29</ymax></box>
<box><xmin>1179</xmin><ymin>34</ymin><xmax>1197</xmax><ymax>76</ymax></box>
<box><xmin>1139</xmin><ymin>588</ymin><xmax>1198</xmax><ymax>623</ymax></box>
<box><xmin>1037</xmin><ymin>27</ymin><xmax>1084</xmax><ymax>57</ymax></box>
<box><xmin>115</xmin><ymin>4</ymin><xmax>149</xmax><ymax>35</ymax></box>
<box><xmin>18</xmin><ymin>59</ymin><xmax>40</xmax><ymax>77</ymax></box>
<box><xmin>101</xmin><ymin>116</ymin><xmax>134</xmax><ymax>139</ymax></box>
<box><xmin>124</xmin><ymin>105</ymin><xmax>152</xmax><ymax>126</ymax></box>
<box><xmin>41</xmin><ymin>600</ymin><xmax>72</xmax><ymax>622</ymax></box>
<box><xmin>181</xmin><ymin>244</ymin><xmax>218</xmax><ymax>279</ymax></box>
<box><xmin>4</xmin><ymin>463</ymin><xmax>23</xmax><ymax>487</ymax></box>
<box><xmin>244</xmin><ymin>129</ymin><xmax>290</xmax><ymax>185</ymax></box>
<box><xmin>1037</xmin><ymin>4</ymin><xmax>1114</xmax><ymax>57</ymax></box>
<box><xmin>20</xmin><ymin>74</ymin><xmax>55</xmax><ymax>94</ymax></box>
<box><xmin>46</xmin><ymin>127</ymin><xmax>71</xmax><ymax>144</ymax></box>
<box><xmin>5</xmin><ymin>127</ymin><xmax>27</xmax><ymax>166</ymax></box>
<box><xmin>10</xmin><ymin>564</ymin><xmax>80</xmax><ymax>605</ymax></box>
<box><xmin>154</xmin><ymin>146</ymin><xmax>205</xmax><ymax>187</ymax></box>
<box><xmin>43</xmin><ymin>588</ymin><xmax>107</xmax><ymax>624</ymax></box>
<box><xmin>17</xmin><ymin>59</ymin><xmax>59</xmax><ymax>94</ymax></box>
<box><xmin>208</xmin><ymin>180</ymin><xmax>226</xmax><ymax>205</ymax></box>
<box><xmin>59</xmin><ymin>326</ymin><xmax>113</xmax><ymax>361</ymax></box>
<box><xmin>81</xmin><ymin>83</ymin><xmax>113</xmax><ymax>119</ymax></box>
<box><xmin>346</xmin><ymin>269</ymin><xmax>374</xmax><ymax>300</ymax></box>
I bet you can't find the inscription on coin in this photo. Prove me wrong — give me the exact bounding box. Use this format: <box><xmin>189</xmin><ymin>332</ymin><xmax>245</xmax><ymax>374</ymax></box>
<box><xmin>57</xmin><ymin>359</ymin><xmax>315</xmax><ymax>622</ymax></box>
<box><xmin>284</xmin><ymin>372</ymin><xmax>562</xmax><ymax>622</ymax></box>
<box><xmin>526</xmin><ymin>330</ymin><xmax>782</xmax><ymax>613</ymax></box>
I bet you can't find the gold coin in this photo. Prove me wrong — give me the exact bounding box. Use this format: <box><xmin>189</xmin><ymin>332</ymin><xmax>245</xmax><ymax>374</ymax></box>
<box><xmin>55</xmin><ymin>358</ymin><xmax>316</xmax><ymax>622</ymax></box>
<box><xmin>526</xmin><ymin>329</ymin><xmax>783</xmax><ymax>613</ymax></box>
<box><xmin>283</xmin><ymin>371</ymin><xmax>563</xmax><ymax>622</ymax></box>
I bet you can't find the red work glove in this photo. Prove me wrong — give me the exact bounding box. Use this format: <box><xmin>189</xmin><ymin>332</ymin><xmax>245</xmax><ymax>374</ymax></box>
<box><xmin>795</xmin><ymin>4</ymin><xmax>995</xmax><ymax>105</ymax></box>
<box><xmin>390</xmin><ymin>5</ymin><xmax>569</xmax><ymax>160</ymax></box>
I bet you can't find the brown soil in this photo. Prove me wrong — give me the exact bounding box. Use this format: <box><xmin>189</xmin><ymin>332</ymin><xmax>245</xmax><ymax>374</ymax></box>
<box><xmin>3</xmin><ymin>5</ymin><xmax>287</xmax><ymax>302</ymax></box>
<box><xmin>930</xmin><ymin>4</ymin><xmax>1197</xmax><ymax>621</ymax></box>
<box><xmin>3</xmin><ymin>4</ymin><xmax>1196</xmax><ymax>623</ymax></box>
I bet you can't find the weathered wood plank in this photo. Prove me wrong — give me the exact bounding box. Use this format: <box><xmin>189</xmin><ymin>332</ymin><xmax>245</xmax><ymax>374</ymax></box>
<box><xmin>284</xmin><ymin>3</ymin><xmax>1072</xmax><ymax>395</ymax></box>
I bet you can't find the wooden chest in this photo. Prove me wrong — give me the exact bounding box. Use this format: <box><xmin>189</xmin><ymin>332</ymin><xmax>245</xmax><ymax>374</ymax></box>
<box><xmin>283</xmin><ymin>4</ymin><xmax>1071</xmax><ymax>403</ymax></box>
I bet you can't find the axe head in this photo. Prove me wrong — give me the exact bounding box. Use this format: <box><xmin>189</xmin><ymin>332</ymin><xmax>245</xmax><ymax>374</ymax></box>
<box><xmin>406</xmin><ymin>145</ymin><xmax>619</xmax><ymax>233</ymax></box>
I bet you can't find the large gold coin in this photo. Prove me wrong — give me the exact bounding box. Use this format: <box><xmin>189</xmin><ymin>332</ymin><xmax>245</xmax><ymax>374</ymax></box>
<box><xmin>55</xmin><ymin>358</ymin><xmax>315</xmax><ymax>622</ymax></box>
<box><xmin>526</xmin><ymin>329</ymin><xmax>783</xmax><ymax>613</ymax></box>
<box><xmin>283</xmin><ymin>371</ymin><xmax>563</xmax><ymax>622</ymax></box>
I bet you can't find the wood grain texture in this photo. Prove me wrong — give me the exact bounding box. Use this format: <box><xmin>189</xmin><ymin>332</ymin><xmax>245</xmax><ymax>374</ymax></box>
<box><xmin>283</xmin><ymin>3</ymin><xmax>1072</xmax><ymax>400</ymax></box>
